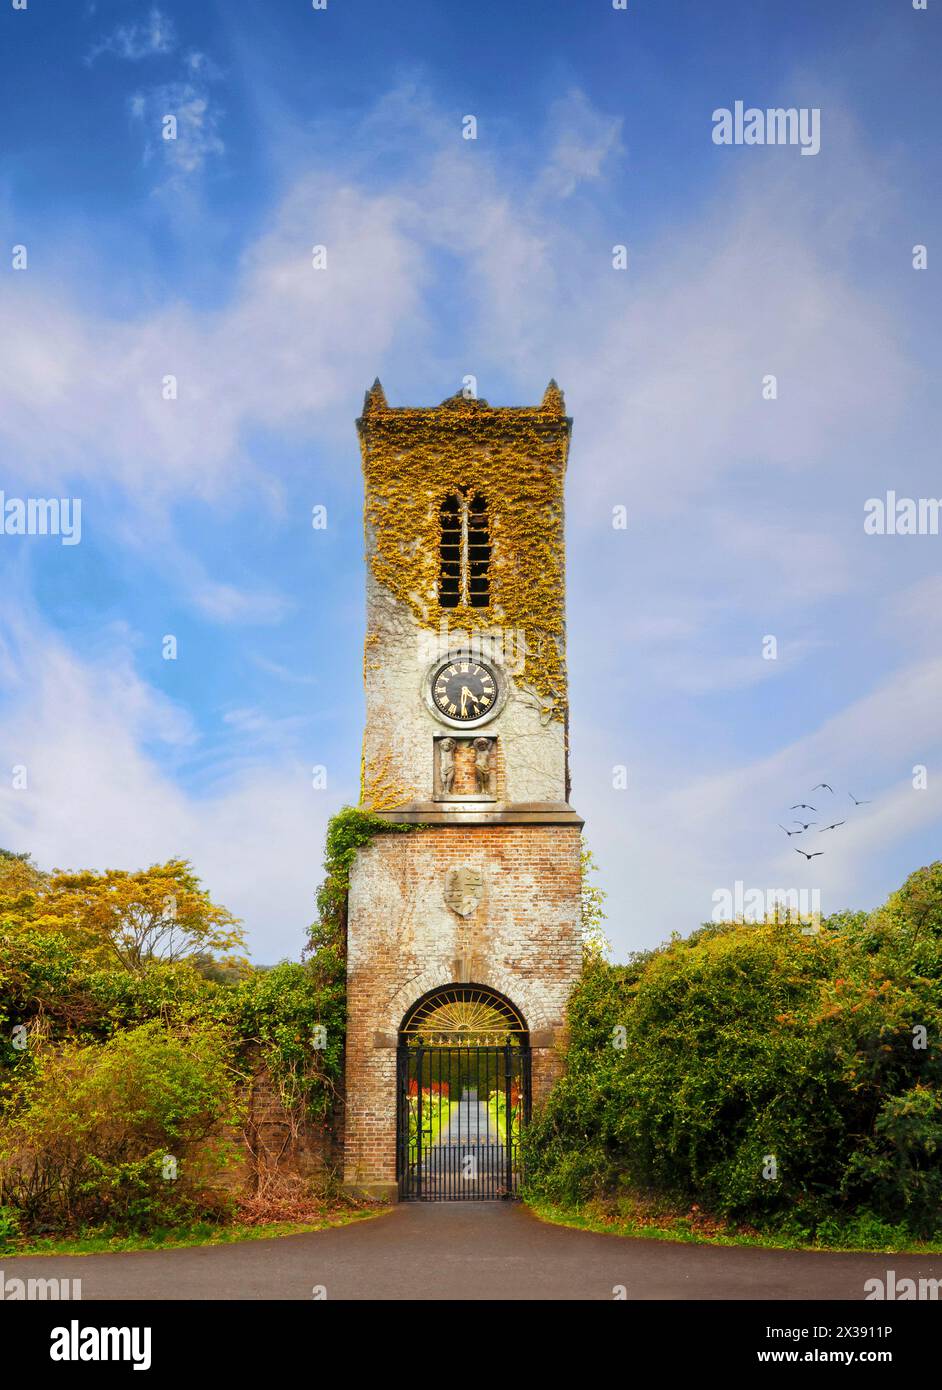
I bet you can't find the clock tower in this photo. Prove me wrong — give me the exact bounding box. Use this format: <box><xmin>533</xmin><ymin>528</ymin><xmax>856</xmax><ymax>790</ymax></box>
<box><xmin>343</xmin><ymin>381</ymin><xmax>584</xmax><ymax>1200</ymax></box>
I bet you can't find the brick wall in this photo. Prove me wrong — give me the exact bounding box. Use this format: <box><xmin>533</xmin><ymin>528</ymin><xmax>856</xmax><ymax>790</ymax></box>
<box><xmin>343</xmin><ymin>822</ymin><xmax>583</xmax><ymax>1196</ymax></box>
<box><xmin>243</xmin><ymin>1062</ymin><xmax>342</xmax><ymax>1186</ymax></box>
<box><xmin>209</xmin><ymin>1058</ymin><xmax>343</xmax><ymax>1201</ymax></box>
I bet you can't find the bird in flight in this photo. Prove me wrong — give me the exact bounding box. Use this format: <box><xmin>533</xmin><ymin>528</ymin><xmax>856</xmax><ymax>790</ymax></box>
<box><xmin>790</xmin><ymin>804</ymin><xmax>817</xmax><ymax>812</ymax></box>
<box><xmin>792</xmin><ymin>820</ymin><xmax>817</xmax><ymax>830</ymax></box>
<box><xmin>779</xmin><ymin>824</ymin><xmax>802</xmax><ymax>836</ymax></box>
<box><xmin>795</xmin><ymin>848</ymin><xmax>824</xmax><ymax>860</ymax></box>
<box><xmin>819</xmin><ymin>821</ymin><xmax>845</xmax><ymax>833</ymax></box>
<box><xmin>811</xmin><ymin>783</ymin><xmax>834</xmax><ymax>794</ymax></box>
<box><xmin>848</xmin><ymin>793</ymin><xmax>871</xmax><ymax>806</ymax></box>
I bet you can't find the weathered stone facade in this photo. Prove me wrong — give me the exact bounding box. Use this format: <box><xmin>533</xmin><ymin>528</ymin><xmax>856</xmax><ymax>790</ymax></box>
<box><xmin>343</xmin><ymin>383</ymin><xmax>584</xmax><ymax>1199</ymax></box>
<box><xmin>362</xmin><ymin>562</ymin><xmax>570</xmax><ymax>809</ymax></box>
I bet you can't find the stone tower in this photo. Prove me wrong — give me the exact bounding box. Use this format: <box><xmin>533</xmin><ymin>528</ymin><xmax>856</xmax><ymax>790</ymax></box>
<box><xmin>343</xmin><ymin>382</ymin><xmax>584</xmax><ymax>1200</ymax></box>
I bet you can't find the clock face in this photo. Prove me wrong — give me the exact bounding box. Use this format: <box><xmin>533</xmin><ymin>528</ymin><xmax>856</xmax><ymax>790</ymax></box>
<box><xmin>431</xmin><ymin>659</ymin><xmax>498</xmax><ymax>723</ymax></box>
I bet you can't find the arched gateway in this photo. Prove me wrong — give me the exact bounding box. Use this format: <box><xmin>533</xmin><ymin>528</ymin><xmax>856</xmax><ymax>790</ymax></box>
<box><xmin>342</xmin><ymin>383</ymin><xmax>584</xmax><ymax>1202</ymax></box>
<box><xmin>396</xmin><ymin>985</ymin><xmax>531</xmax><ymax>1200</ymax></box>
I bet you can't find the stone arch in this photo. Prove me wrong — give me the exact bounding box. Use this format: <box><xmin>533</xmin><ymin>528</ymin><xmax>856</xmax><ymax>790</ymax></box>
<box><xmin>394</xmin><ymin>979</ymin><xmax>534</xmax><ymax>1200</ymax></box>
<box><xmin>383</xmin><ymin>964</ymin><xmax>552</xmax><ymax>1037</ymax></box>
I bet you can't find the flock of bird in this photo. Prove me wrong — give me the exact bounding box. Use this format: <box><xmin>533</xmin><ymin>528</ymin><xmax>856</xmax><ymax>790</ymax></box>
<box><xmin>779</xmin><ymin>783</ymin><xmax>872</xmax><ymax>860</ymax></box>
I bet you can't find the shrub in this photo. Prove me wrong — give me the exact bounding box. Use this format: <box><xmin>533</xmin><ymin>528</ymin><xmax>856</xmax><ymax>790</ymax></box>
<box><xmin>841</xmin><ymin>1085</ymin><xmax>942</xmax><ymax>1237</ymax></box>
<box><xmin>229</xmin><ymin>961</ymin><xmax>345</xmax><ymax>1120</ymax></box>
<box><xmin>0</xmin><ymin>854</ymin><xmax>244</xmax><ymax>973</ymax></box>
<box><xmin>0</xmin><ymin>835</ymin><xmax>358</xmax><ymax>1239</ymax></box>
<box><xmin>524</xmin><ymin>902</ymin><xmax>942</xmax><ymax>1239</ymax></box>
<box><xmin>0</xmin><ymin>1204</ymin><xmax>21</xmax><ymax>1250</ymax></box>
<box><xmin>0</xmin><ymin>1021</ymin><xmax>243</xmax><ymax>1234</ymax></box>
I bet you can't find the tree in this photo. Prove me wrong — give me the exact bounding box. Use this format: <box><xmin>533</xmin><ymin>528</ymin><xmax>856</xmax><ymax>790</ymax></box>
<box><xmin>867</xmin><ymin>862</ymin><xmax>942</xmax><ymax>971</ymax></box>
<box><xmin>4</xmin><ymin>857</ymin><xmax>244</xmax><ymax>974</ymax></box>
<box><xmin>524</xmin><ymin>867</ymin><xmax>942</xmax><ymax>1238</ymax></box>
<box><xmin>0</xmin><ymin>850</ymin><xmax>48</xmax><ymax>929</ymax></box>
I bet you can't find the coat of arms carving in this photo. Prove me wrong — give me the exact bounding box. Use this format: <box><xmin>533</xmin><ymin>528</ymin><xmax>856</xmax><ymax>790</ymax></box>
<box><xmin>444</xmin><ymin>866</ymin><xmax>484</xmax><ymax>917</ymax></box>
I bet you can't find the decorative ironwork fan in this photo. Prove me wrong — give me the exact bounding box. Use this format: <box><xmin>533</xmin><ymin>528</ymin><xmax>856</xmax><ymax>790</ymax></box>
<box><xmin>401</xmin><ymin>985</ymin><xmax>526</xmax><ymax>1042</ymax></box>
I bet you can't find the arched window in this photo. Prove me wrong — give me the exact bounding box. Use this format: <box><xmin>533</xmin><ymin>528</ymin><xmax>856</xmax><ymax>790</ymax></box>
<box><xmin>439</xmin><ymin>494</ymin><xmax>461</xmax><ymax>607</ymax></box>
<box><xmin>439</xmin><ymin>491</ymin><xmax>490</xmax><ymax>608</ymax></box>
<box><xmin>467</xmin><ymin>493</ymin><xmax>490</xmax><ymax>607</ymax></box>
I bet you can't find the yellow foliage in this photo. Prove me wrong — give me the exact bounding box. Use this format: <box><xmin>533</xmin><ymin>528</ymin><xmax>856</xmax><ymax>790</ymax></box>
<box><xmin>1</xmin><ymin>857</ymin><xmax>244</xmax><ymax>973</ymax></box>
<box><xmin>360</xmin><ymin>748</ymin><xmax>410</xmax><ymax>812</ymax></box>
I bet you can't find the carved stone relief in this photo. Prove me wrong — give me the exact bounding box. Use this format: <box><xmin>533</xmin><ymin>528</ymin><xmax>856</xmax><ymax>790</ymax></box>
<box><xmin>472</xmin><ymin>737</ymin><xmax>493</xmax><ymax>796</ymax></box>
<box><xmin>434</xmin><ymin>735</ymin><xmax>497</xmax><ymax>800</ymax></box>
<box><xmin>444</xmin><ymin>866</ymin><xmax>484</xmax><ymax>917</ymax></box>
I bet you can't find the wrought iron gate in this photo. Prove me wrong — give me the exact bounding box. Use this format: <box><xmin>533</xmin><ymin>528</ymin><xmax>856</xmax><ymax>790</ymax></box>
<box><xmin>396</xmin><ymin>1043</ymin><xmax>531</xmax><ymax>1201</ymax></box>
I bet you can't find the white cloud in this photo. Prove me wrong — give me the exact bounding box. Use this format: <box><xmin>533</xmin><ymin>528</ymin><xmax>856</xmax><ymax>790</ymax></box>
<box><xmin>87</xmin><ymin>7</ymin><xmax>176</xmax><ymax>64</ymax></box>
<box><xmin>184</xmin><ymin>51</ymin><xmax>222</xmax><ymax>80</ymax></box>
<box><xmin>558</xmin><ymin>188</ymin><xmax>907</xmax><ymax>523</ymax></box>
<box><xmin>539</xmin><ymin>89</ymin><xmax>624</xmax><ymax>199</ymax></box>
<box><xmin>650</xmin><ymin>635</ymin><xmax>828</xmax><ymax>697</ymax></box>
<box><xmin>0</xmin><ymin>176</ymin><xmax>426</xmax><ymax>501</ymax></box>
<box><xmin>0</xmin><ymin>612</ymin><xmax>337</xmax><ymax>962</ymax></box>
<box><xmin>2</xmin><ymin>86</ymin><xmax>903</xmax><ymax>521</ymax></box>
<box><xmin>251</xmin><ymin>654</ymin><xmax>319</xmax><ymax>687</ymax></box>
<box><xmin>189</xmin><ymin>577</ymin><xmax>292</xmax><ymax>626</ymax></box>
<box><xmin>131</xmin><ymin>81</ymin><xmax>225</xmax><ymax>178</ymax></box>
<box><xmin>885</xmin><ymin>575</ymin><xmax>942</xmax><ymax>645</ymax></box>
<box><xmin>578</xmin><ymin>655</ymin><xmax>942</xmax><ymax>950</ymax></box>
<box><xmin>222</xmin><ymin>707</ymin><xmax>307</xmax><ymax>741</ymax></box>
<box><xmin>704</xmin><ymin>512</ymin><xmax>853</xmax><ymax>604</ymax></box>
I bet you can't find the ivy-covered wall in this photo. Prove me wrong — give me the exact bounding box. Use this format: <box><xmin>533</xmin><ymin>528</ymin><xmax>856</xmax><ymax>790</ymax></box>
<box><xmin>357</xmin><ymin>382</ymin><xmax>573</xmax><ymax>811</ymax></box>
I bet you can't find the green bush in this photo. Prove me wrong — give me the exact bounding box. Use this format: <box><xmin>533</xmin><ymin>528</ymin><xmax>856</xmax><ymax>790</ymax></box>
<box><xmin>228</xmin><ymin>961</ymin><xmax>345</xmax><ymax>1120</ymax></box>
<box><xmin>524</xmin><ymin>868</ymin><xmax>942</xmax><ymax>1240</ymax></box>
<box><xmin>841</xmin><ymin>1086</ymin><xmax>942</xmax><ymax>1236</ymax></box>
<box><xmin>0</xmin><ymin>833</ymin><xmax>356</xmax><ymax>1239</ymax></box>
<box><xmin>0</xmin><ymin>1203</ymin><xmax>21</xmax><ymax>1250</ymax></box>
<box><xmin>0</xmin><ymin>1021</ymin><xmax>242</xmax><ymax>1234</ymax></box>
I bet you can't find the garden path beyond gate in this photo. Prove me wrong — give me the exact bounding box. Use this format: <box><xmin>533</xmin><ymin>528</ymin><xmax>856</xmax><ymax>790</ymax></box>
<box><xmin>395</xmin><ymin>987</ymin><xmax>531</xmax><ymax>1201</ymax></box>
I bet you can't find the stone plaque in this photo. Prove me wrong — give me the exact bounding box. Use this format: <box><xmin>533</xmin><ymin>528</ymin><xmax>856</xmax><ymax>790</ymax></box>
<box><xmin>444</xmin><ymin>865</ymin><xmax>484</xmax><ymax>917</ymax></box>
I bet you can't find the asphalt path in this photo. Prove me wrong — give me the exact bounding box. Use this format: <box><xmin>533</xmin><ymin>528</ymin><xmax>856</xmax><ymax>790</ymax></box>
<box><xmin>3</xmin><ymin>1203</ymin><xmax>938</xmax><ymax>1301</ymax></box>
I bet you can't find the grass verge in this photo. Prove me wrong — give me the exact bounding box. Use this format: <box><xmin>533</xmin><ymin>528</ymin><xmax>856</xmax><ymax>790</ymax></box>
<box><xmin>1</xmin><ymin>1206</ymin><xmax>390</xmax><ymax>1258</ymax></box>
<box><xmin>525</xmin><ymin>1197</ymin><xmax>942</xmax><ymax>1256</ymax></box>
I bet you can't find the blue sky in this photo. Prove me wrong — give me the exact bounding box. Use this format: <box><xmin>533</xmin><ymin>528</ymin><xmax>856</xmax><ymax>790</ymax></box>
<box><xmin>1</xmin><ymin>0</ymin><xmax>940</xmax><ymax>962</ymax></box>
